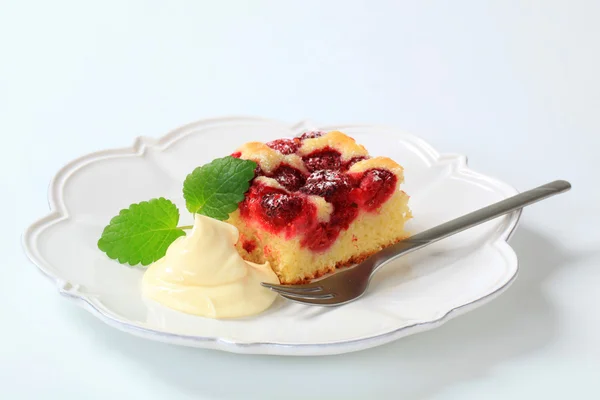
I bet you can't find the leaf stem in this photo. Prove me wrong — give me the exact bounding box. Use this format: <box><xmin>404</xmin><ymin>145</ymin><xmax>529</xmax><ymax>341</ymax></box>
<box><xmin>178</xmin><ymin>225</ymin><xmax>193</xmax><ymax>230</ymax></box>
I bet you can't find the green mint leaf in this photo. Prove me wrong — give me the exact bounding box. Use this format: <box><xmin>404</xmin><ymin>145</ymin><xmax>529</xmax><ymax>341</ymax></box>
<box><xmin>183</xmin><ymin>156</ymin><xmax>256</xmax><ymax>220</ymax></box>
<box><xmin>97</xmin><ymin>198</ymin><xmax>186</xmax><ymax>266</ymax></box>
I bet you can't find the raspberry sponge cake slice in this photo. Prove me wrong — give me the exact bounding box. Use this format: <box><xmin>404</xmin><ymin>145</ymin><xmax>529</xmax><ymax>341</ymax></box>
<box><xmin>227</xmin><ymin>130</ymin><xmax>412</xmax><ymax>284</ymax></box>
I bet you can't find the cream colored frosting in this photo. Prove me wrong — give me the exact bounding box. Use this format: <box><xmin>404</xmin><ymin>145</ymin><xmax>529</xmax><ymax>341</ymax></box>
<box><xmin>142</xmin><ymin>214</ymin><xmax>279</xmax><ymax>319</ymax></box>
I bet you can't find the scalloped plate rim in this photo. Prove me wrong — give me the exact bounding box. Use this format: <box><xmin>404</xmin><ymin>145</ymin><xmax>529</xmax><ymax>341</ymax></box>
<box><xmin>21</xmin><ymin>116</ymin><xmax>522</xmax><ymax>356</ymax></box>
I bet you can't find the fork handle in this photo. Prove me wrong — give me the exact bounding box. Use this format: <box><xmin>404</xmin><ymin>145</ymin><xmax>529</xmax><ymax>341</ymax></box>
<box><xmin>370</xmin><ymin>180</ymin><xmax>571</xmax><ymax>271</ymax></box>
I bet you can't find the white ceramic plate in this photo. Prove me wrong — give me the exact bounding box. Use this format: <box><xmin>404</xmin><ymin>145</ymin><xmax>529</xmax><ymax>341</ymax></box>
<box><xmin>23</xmin><ymin>117</ymin><xmax>520</xmax><ymax>356</ymax></box>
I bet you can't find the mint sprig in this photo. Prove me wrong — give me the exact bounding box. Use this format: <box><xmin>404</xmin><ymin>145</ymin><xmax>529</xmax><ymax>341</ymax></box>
<box><xmin>183</xmin><ymin>156</ymin><xmax>256</xmax><ymax>220</ymax></box>
<box><xmin>97</xmin><ymin>198</ymin><xmax>186</xmax><ymax>266</ymax></box>
<box><xmin>97</xmin><ymin>156</ymin><xmax>257</xmax><ymax>266</ymax></box>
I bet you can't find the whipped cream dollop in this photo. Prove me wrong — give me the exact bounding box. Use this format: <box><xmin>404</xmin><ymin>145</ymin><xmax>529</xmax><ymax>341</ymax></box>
<box><xmin>142</xmin><ymin>214</ymin><xmax>279</xmax><ymax>319</ymax></box>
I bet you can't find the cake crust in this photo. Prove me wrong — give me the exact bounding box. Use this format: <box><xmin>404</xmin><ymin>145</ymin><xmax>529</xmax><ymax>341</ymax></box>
<box><xmin>243</xmin><ymin>233</ymin><xmax>410</xmax><ymax>285</ymax></box>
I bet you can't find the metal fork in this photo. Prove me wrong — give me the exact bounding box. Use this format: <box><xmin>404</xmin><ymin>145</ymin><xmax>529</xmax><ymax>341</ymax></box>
<box><xmin>261</xmin><ymin>180</ymin><xmax>571</xmax><ymax>306</ymax></box>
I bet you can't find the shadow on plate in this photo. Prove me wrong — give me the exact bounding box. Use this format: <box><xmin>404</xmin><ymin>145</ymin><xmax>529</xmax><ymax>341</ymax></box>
<box><xmin>66</xmin><ymin>226</ymin><xmax>590</xmax><ymax>399</ymax></box>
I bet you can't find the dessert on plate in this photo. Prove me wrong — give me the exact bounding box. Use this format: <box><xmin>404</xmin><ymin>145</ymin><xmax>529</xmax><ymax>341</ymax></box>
<box><xmin>228</xmin><ymin>130</ymin><xmax>412</xmax><ymax>285</ymax></box>
<box><xmin>97</xmin><ymin>128</ymin><xmax>411</xmax><ymax>318</ymax></box>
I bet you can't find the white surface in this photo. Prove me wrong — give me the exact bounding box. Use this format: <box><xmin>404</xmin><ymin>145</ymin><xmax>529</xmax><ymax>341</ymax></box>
<box><xmin>1</xmin><ymin>0</ymin><xmax>598</xmax><ymax>397</ymax></box>
<box><xmin>22</xmin><ymin>117</ymin><xmax>521</xmax><ymax>355</ymax></box>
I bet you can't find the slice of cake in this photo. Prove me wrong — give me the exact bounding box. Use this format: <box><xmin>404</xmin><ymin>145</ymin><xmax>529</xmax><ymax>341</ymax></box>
<box><xmin>226</xmin><ymin>130</ymin><xmax>411</xmax><ymax>284</ymax></box>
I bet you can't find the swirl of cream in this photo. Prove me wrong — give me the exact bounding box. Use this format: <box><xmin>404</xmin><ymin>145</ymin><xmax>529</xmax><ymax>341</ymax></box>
<box><xmin>142</xmin><ymin>214</ymin><xmax>279</xmax><ymax>318</ymax></box>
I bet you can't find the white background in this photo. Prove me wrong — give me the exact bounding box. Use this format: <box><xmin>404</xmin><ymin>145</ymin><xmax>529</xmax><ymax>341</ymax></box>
<box><xmin>2</xmin><ymin>1</ymin><xmax>599</xmax><ymax>399</ymax></box>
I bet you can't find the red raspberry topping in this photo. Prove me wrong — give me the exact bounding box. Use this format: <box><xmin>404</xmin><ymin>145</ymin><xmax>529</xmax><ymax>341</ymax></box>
<box><xmin>271</xmin><ymin>165</ymin><xmax>306</xmax><ymax>191</ymax></box>
<box><xmin>343</xmin><ymin>156</ymin><xmax>368</xmax><ymax>170</ymax></box>
<box><xmin>357</xmin><ymin>169</ymin><xmax>397</xmax><ymax>210</ymax></box>
<box><xmin>253</xmin><ymin>164</ymin><xmax>264</xmax><ymax>177</ymax></box>
<box><xmin>233</xmin><ymin>135</ymin><xmax>399</xmax><ymax>253</ymax></box>
<box><xmin>266</xmin><ymin>138</ymin><xmax>299</xmax><ymax>155</ymax></box>
<box><xmin>240</xmin><ymin>182</ymin><xmax>318</xmax><ymax>236</ymax></box>
<box><xmin>231</xmin><ymin>151</ymin><xmax>242</xmax><ymax>158</ymax></box>
<box><xmin>299</xmin><ymin>201</ymin><xmax>359</xmax><ymax>252</ymax></box>
<box><xmin>242</xmin><ymin>239</ymin><xmax>257</xmax><ymax>253</ymax></box>
<box><xmin>238</xmin><ymin>184</ymin><xmax>263</xmax><ymax>218</ymax></box>
<box><xmin>299</xmin><ymin>131</ymin><xmax>325</xmax><ymax>140</ymax></box>
<box><xmin>260</xmin><ymin>192</ymin><xmax>304</xmax><ymax>228</ymax></box>
<box><xmin>301</xmin><ymin>223</ymin><xmax>341</xmax><ymax>252</ymax></box>
<box><xmin>330</xmin><ymin>202</ymin><xmax>359</xmax><ymax>230</ymax></box>
<box><xmin>303</xmin><ymin>149</ymin><xmax>342</xmax><ymax>172</ymax></box>
<box><xmin>300</xmin><ymin>170</ymin><xmax>352</xmax><ymax>200</ymax></box>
